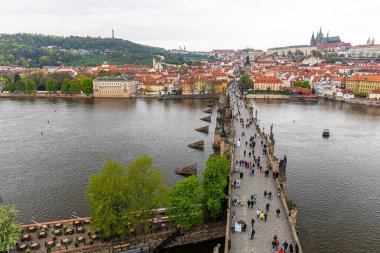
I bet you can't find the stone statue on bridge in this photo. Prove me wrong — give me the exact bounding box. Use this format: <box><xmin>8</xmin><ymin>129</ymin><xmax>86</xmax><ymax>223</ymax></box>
<box><xmin>269</xmin><ymin>123</ymin><xmax>275</xmax><ymax>145</ymax></box>
<box><xmin>278</xmin><ymin>155</ymin><xmax>287</xmax><ymax>179</ymax></box>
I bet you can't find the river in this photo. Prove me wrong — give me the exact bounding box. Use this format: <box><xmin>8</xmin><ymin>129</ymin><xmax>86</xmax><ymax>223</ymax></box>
<box><xmin>0</xmin><ymin>98</ymin><xmax>216</xmax><ymax>223</ymax></box>
<box><xmin>1</xmin><ymin>98</ymin><xmax>379</xmax><ymax>253</ymax></box>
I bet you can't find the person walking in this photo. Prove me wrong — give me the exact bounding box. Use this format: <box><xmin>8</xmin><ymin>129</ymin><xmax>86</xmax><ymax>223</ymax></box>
<box><xmin>264</xmin><ymin>212</ymin><xmax>268</xmax><ymax>222</ymax></box>
<box><xmin>264</xmin><ymin>190</ymin><xmax>267</xmax><ymax>198</ymax></box>
<box><xmin>283</xmin><ymin>241</ymin><xmax>289</xmax><ymax>252</ymax></box>
<box><xmin>266</xmin><ymin>203</ymin><xmax>270</xmax><ymax>212</ymax></box>
<box><xmin>250</xmin><ymin>228</ymin><xmax>256</xmax><ymax>240</ymax></box>
<box><xmin>251</xmin><ymin>218</ymin><xmax>255</xmax><ymax>227</ymax></box>
<box><xmin>268</xmin><ymin>191</ymin><xmax>272</xmax><ymax>200</ymax></box>
<box><xmin>256</xmin><ymin>209</ymin><xmax>261</xmax><ymax>218</ymax></box>
<box><xmin>259</xmin><ymin>212</ymin><xmax>264</xmax><ymax>221</ymax></box>
<box><xmin>295</xmin><ymin>243</ymin><xmax>299</xmax><ymax>253</ymax></box>
<box><xmin>276</xmin><ymin>208</ymin><xmax>281</xmax><ymax>218</ymax></box>
<box><xmin>289</xmin><ymin>243</ymin><xmax>294</xmax><ymax>253</ymax></box>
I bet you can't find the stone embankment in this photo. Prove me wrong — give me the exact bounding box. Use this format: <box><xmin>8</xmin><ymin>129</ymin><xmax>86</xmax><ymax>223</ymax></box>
<box><xmin>137</xmin><ymin>94</ymin><xmax>220</xmax><ymax>99</ymax></box>
<box><xmin>0</xmin><ymin>93</ymin><xmax>92</xmax><ymax>99</ymax></box>
<box><xmin>245</xmin><ymin>94</ymin><xmax>289</xmax><ymax>100</ymax></box>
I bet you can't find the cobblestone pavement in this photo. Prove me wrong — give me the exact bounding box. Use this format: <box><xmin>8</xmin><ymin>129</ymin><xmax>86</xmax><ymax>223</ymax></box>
<box><xmin>229</xmin><ymin>86</ymin><xmax>293</xmax><ymax>253</ymax></box>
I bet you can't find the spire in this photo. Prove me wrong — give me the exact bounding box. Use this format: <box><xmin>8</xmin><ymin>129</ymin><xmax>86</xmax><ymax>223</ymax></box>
<box><xmin>310</xmin><ymin>31</ymin><xmax>315</xmax><ymax>46</ymax></box>
<box><xmin>367</xmin><ymin>37</ymin><xmax>371</xmax><ymax>45</ymax></box>
<box><xmin>372</xmin><ymin>37</ymin><xmax>375</xmax><ymax>45</ymax></box>
<box><xmin>112</xmin><ymin>28</ymin><xmax>114</xmax><ymax>39</ymax></box>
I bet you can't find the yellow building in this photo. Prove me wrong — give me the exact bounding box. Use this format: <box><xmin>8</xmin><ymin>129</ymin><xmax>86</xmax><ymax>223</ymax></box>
<box><xmin>93</xmin><ymin>76</ymin><xmax>137</xmax><ymax>97</ymax></box>
<box><xmin>253</xmin><ymin>77</ymin><xmax>283</xmax><ymax>91</ymax></box>
<box><xmin>346</xmin><ymin>75</ymin><xmax>380</xmax><ymax>95</ymax></box>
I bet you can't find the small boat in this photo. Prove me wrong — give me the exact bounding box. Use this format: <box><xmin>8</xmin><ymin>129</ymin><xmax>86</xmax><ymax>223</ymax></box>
<box><xmin>322</xmin><ymin>129</ymin><xmax>330</xmax><ymax>137</ymax></box>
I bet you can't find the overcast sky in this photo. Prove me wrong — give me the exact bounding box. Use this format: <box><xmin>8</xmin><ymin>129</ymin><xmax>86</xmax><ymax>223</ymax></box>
<box><xmin>2</xmin><ymin>0</ymin><xmax>379</xmax><ymax>51</ymax></box>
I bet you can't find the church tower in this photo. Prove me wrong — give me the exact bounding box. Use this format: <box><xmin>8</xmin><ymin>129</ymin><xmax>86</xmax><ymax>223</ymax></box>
<box><xmin>112</xmin><ymin>28</ymin><xmax>114</xmax><ymax>40</ymax></box>
<box><xmin>316</xmin><ymin>27</ymin><xmax>324</xmax><ymax>45</ymax></box>
<box><xmin>310</xmin><ymin>31</ymin><xmax>316</xmax><ymax>46</ymax></box>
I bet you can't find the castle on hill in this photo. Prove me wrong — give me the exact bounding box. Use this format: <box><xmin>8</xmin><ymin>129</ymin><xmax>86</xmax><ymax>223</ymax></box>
<box><xmin>310</xmin><ymin>27</ymin><xmax>341</xmax><ymax>46</ymax></box>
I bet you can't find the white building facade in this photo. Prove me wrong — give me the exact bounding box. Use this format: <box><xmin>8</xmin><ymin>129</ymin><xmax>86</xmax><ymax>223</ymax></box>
<box><xmin>93</xmin><ymin>76</ymin><xmax>137</xmax><ymax>98</ymax></box>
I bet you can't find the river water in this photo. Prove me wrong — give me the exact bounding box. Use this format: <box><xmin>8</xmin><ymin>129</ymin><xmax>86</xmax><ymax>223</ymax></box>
<box><xmin>0</xmin><ymin>98</ymin><xmax>216</xmax><ymax>223</ymax></box>
<box><xmin>1</xmin><ymin>98</ymin><xmax>379</xmax><ymax>252</ymax></box>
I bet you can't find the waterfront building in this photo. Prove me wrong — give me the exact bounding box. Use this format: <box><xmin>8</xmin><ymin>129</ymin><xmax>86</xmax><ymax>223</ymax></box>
<box><xmin>346</xmin><ymin>75</ymin><xmax>380</xmax><ymax>95</ymax></box>
<box><xmin>369</xmin><ymin>88</ymin><xmax>380</xmax><ymax>99</ymax></box>
<box><xmin>253</xmin><ymin>77</ymin><xmax>283</xmax><ymax>91</ymax></box>
<box><xmin>93</xmin><ymin>76</ymin><xmax>137</xmax><ymax>97</ymax></box>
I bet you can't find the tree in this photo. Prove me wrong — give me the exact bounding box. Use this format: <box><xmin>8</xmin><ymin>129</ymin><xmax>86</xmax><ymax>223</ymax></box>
<box><xmin>13</xmin><ymin>73</ymin><xmax>21</xmax><ymax>83</ymax></box>
<box><xmin>81</xmin><ymin>78</ymin><xmax>93</xmax><ymax>95</ymax></box>
<box><xmin>125</xmin><ymin>155</ymin><xmax>169</xmax><ymax>231</ymax></box>
<box><xmin>24</xmin><ymin>79</ymin><xmax>36</xmax><ymax>94</ymax></box>
<box><xmin>45</xmin><ymin>79</ymin><xmax>58</xmax><ymax>93</ymax></box>
<box><xmin>86</xmin><ymin>159</ymin><xmax>131</xmax><ymax>239</ymax></box>
<box><xmin>15</xmin><ymin>80</ymin><xmax>25</xmax><ymax>92</ymax></box>
<box><xmin>169</xmin><ymin>175</ymin><xmax>203</xmax><ymax>229</ymax></box>
<box><xmin>202</xmin><ymin>155</ymin><xmax>229</xmax><ymax>220</ymax></box>
<box><xmin>6</xmin><ymin>82</ymin><xmax>16</xmax><ymax>92</ymax></box>
<box><xmin>0</xmin><ymin>199</ymin><xmax>21</xmax><ymax>252</ymax></box>
<box><xmin>61</xmin><ymin>78</ymin><xmax>71</xmax><ymax>94</ymax></box>
<box><xmin>293</xmin><ymin>81</ymin><xmax>311</xmax><ymax>89</ymax></box>
<box><xmin>69</xmin><ymin>80</ymin><xmax>81</xmax><ymax>95</ymax></box>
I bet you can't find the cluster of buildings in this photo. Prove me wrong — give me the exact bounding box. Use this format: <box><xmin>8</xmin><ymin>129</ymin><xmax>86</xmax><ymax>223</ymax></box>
<box><xmin>266</xmin><ymin>28</ymin><xmax>380</xmax><ymax>59</ymax></box>
<box><xmin>91</xmin><ymin>60</ymin><xmax>231</xmax><ymax>97</ymax></box>
<box><xmin>2</xmin><ymin>28</ymin><xmax>380</xmax><ymax>100</ymax></box>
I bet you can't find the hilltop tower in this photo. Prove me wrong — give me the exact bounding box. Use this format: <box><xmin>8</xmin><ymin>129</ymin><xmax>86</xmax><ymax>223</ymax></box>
<box><xmin>310</xmin><ymin>31</ymin><xmax>316</xmax><ymax>46</ymax></box>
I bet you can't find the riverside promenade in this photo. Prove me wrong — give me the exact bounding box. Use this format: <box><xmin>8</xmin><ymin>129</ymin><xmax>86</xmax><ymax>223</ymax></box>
<box><xmin>228</xmin><ymin>85</ymin><xmax>294</xmax><ymax>253</ymax></box>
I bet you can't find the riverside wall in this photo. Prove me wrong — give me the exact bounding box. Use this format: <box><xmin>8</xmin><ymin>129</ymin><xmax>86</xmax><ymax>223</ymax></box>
<box><xmin>0</xmin><ymin>93</ymin><xmax>92</xmax><ymax>99</ymax></box>
<box><xmin>245</xmin><ymin>94</ymin><xmax>289</xmax><ymax>100</ymax></box>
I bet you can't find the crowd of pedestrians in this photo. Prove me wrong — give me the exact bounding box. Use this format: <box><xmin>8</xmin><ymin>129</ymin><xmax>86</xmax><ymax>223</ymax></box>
<box><xmin>229</xmin><ymin>82</ymin><xmax>295</xmax><ymax>252</ymax></box>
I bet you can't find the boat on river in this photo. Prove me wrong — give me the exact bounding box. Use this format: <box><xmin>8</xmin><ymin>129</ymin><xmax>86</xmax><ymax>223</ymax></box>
<box><xmin>322</xmin><ymin>129</ymin><xmax>330</xmax><ymax>137</ymax></box>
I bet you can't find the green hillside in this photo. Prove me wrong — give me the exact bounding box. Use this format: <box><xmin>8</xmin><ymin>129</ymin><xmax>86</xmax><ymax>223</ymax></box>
<box><xmin>0</xmin><ymin>33</ymin><xmax>182</xmax><ymax>67</ymax></box>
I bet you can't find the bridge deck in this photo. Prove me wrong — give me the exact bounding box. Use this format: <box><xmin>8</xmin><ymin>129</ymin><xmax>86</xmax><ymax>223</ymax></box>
<box><xmin>228</xmin><ymin>87</ymin><xmax>293</xmax><ymax>253</ymax></box>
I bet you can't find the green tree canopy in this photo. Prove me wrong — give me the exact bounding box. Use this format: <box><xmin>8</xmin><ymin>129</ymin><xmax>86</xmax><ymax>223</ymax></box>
<box><xmin>293</xmin><ymin>81</ymin><xmax>311</xmax><ymax>89</ymax></box>
<box><xmin>86</xmin><ymin>156</ymin><xmax>170</xmax><ymax>239</ymax></box>
<box><xmin>0</xmin><ymin>199</ymin><xmax>21</xmax><ymax>252</ymax></box>
<box><xmin>24</xmin><ymin>78</ymin><xmax>36</xmax><ymax>94</ymax></box>
<box><xmin>61</xmin><ymin>78</ymin><xmax>71</xmax><ymax>94</ymax></box>
<box><xmin>125</xmin><ymin>155</ymin><xmax>169</xmax><ymax>231</ymax></box>
<box><xmin>169</xmin><ymin>175</ymin><xmax>204</xmax><ymax>230</ymax></box>
<box><xmin>69</xmin><ymin>80</ymin><xmax>80</xmax><ymax>95</ymax></box>
<box><xmin>81</xmin><ymin>78</ymin><xmax>93</xmax><ymax>95</ymax></box>
<box><xmin>86</xmin><ymin>159</ymin><xmax>131</xmax><ymax>239</ymax></box>
<box><xmin>45</xmin><ymin>79</ymin><xmax>58</xmax><ymax>93</ymax></box>
<box><xmin>202</xmin><ymin>155</ymin><xmax>229</xmax><ymax>220</ymax></box>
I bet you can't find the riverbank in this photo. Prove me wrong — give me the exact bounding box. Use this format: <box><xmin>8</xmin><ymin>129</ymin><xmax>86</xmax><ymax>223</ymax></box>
<box><xmin>137</xmin><ymin>94</ymin><xmax>220</xmax><ymax>99</ymax></box>
<box><xmin>323</xmin><ymin>95</ymin><xmax>380</xmax><ymax>106</ymax></box>
<box><xmin>0</xmin><ymin>93</ymin><xmax>93</xmax><ymax>99</ymax></box>
<box><xmin>0</xmin><ymin>93</ymin><xmax>220</xmax><ymax>100</ymax></box>
<box><xmin>245</xmin><ymin>94</ymin><xmax>289</xmax><ymax>100</ymax></box>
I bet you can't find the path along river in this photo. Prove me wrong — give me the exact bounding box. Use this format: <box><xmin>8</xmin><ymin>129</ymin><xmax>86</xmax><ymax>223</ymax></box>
<box><xmin>1</xmin><ymin>97</ymin><xmax>379</xmax><ymax>252</ymax></box>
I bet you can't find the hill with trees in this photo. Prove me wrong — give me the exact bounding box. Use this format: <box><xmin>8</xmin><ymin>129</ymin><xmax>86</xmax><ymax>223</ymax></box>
<box><xmin>0</xmin><ymin>33</ymin><xmax>183</xmax><ymax>67</ymax></box>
